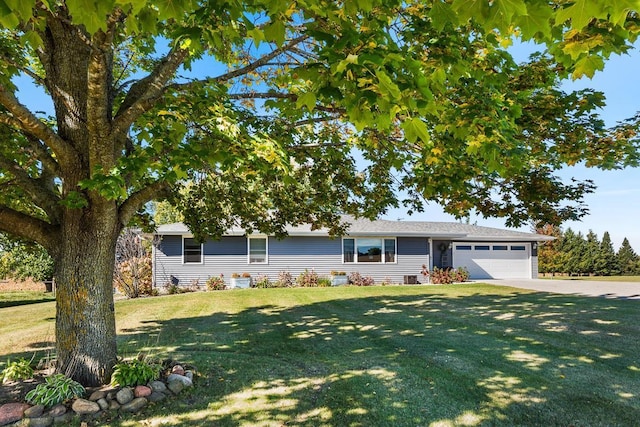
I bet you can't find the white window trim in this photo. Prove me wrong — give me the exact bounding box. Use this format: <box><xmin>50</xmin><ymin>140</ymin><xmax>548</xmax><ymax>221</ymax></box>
<box><xmin>182</xmin><ymin>236</ymin><xmax>203</xmax><ymax>265</ymax></box>
<box><xmin>342</xmin><ymin>237</ymin><xmax>397</xmax><ymax>264</ymax></box>
<box><xmin>248</xmin><ymin>235</ymin><xmax>269</xmax><ymax>264</ymax></box>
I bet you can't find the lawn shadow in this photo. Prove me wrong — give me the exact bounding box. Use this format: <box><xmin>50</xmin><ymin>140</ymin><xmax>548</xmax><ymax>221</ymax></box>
<box><xmin>107</xmin><ymin>288</ymin><xmax>640</xmax><ymax>426</ymax></box>
<box><xmin>0</xmin><ymin>294</ymin><xmax>55</xmax><ymax>309</ymax></box>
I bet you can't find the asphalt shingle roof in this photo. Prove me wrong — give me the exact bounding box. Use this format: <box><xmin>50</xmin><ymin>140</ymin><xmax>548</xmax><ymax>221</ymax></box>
<box><xmin>155</xmin><ymin>215</ymin><xmax>550</xmax><ymax>241</ymax></box>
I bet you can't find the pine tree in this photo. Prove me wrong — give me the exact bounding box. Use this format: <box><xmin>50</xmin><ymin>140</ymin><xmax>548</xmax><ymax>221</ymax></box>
<box><xmin>617</xmin><ymin>238</ymin><xmax>640</xmax><ymax>276</ymax></box>
<box><xmin>580</xmin><ymin>230</ymin><xmax>600</xmax><ymax>275</ymax></box>
<box><xmin>558</xmin><ymin>228</ymin><xmax>585</xmax><ymax>276</ymax></box>
<box><xmin>596</xmin><ymin>232</ymin><xmax>619</xmax><ymax>276</ymax></box>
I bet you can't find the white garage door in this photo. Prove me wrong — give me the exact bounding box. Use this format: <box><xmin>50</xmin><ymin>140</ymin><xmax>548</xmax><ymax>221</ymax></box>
<box><xmin>452</xmin><ymin>243</ymin><xmax>531</xmax><ymax>279</ymax></box>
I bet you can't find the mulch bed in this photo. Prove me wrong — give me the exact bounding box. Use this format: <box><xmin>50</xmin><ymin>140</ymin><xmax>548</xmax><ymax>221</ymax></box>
<box><xmin>0</xmin><ymin>376</ymin><xmax>44</xmax><ymax>404</ymax></box>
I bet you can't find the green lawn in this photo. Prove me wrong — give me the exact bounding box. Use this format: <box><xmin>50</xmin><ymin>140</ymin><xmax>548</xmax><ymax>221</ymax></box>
<box><xmin>1</xmin><ymin>285</ymin><xmax>639</xmax><ymax>426</ymax></box>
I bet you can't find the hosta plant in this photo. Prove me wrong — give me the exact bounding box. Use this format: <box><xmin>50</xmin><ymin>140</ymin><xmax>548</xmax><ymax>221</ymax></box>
<box><xmin>25</xmin><ymin>374</ymin><xmax>85</xmax><ymax>407</ymax></box>
<box><xmin>111</xmin><ymin>357</ymin><xmax>160</xmax><ymax>387</ymax></box>
<box><xmin>1</xmin><ymin>358</ymin><xmax>34</xmax><ymax>383</ymax></box>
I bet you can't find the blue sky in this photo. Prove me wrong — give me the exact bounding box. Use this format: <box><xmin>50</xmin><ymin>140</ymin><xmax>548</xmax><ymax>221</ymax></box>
<box><xmin>384</xmin><ymin>45</ymin><xmax>640</xmax><ymax>251</ymax></box>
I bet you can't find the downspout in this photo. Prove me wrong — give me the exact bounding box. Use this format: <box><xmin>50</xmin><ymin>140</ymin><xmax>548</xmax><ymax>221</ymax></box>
<box><xmin>428</xmin><ymin>238</ymin><xmax>433</xmax><ymax>272</ymax></box>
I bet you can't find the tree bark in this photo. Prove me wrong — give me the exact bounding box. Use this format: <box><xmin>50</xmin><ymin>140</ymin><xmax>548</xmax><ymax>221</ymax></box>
<box><xmin>54</xmin><ymin>207</ymin><xmax>121</xmax><ymax>386</ymax></box>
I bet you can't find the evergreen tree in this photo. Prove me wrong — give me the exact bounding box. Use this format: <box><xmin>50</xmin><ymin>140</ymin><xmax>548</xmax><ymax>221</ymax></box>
<box><xmin>617</xmin><ymin>238</ymin><xmax>640</xmax><ymax>276</ymax></box>
<box><xmin>559</xmin><ymin>229</ymin><xmax>586</xmax><ymax>276</ymax></box>
<box><xmin>596</xmin><ymin>232</ymin><xmax>619</xmax><ymax>276</ymax></box>
<box><xmin>581</xmin><ymin>230</ymin><xmax>600</xmax><ymax>275</ymax></box>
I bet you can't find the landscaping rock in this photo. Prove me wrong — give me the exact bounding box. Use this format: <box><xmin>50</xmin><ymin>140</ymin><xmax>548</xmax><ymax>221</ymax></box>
<box><xmin>166</xmin><ymin>378</ymin><xmax>184</xmax><ymax>395</ymax></box>
<box><xmin>116</xmin><ymin>387</ymin><xmax>134</xmax><ymax>405</ymax></box>
<box><xmin>171</xmin><ymin>365</ymin><xmax>185</xmax><ymax>376</ymax></box>
<box><xmin>52</xmin><ymin>412</ymin><xmax>73</xmax><ymax>425</ymax></box>
<box><xmin>46</xmin><ymin>405</ymin><xmax>66</xmax><ymax>418</ymax></box>
<box><xmin>134</xmin><ymin>385</ymin><xmax>152</xmax><ymax>398</ymax></box>
<box><xmin>184</xmin><ymin>370</ymin><xmax>194</xmax><ymax>381</ymax></box>
<box><xmin>121</xmin><ymin>397</ymin><xmax>147</xmax><ymax>413</ymax></box>
<box><xmin>147</xmin><ymin>391</ymin><xmax>167</xmax><ymax>403</ymax></box>
<box><xmin>71</xmin><ymin>398</ymin><xmax>100</xmax><ymax>415</ymax></box>
<box><xmin>108</xmin><ymin>400</ymin><xmax>120</xmax><ymax>411</ymax></box>
<box><xmin>0</xmin><ymin>403</ymin><xmax>30</xmax><ymax>426</ymax></box>
<box><xmin>96</xmin><ymin>398</ymin><xmax>109</xmax><ymax>411</ymax></box>
<box><xmin>24</xmin><ymin>416</ymin><xmax>53</xmax><ymax>427</ymax></box>
<box><xmin>167</xmin><ymin>373</ymin><xmax>193</xmax><ymax>387</ymax></box>
<box><xmin>148</xmin><ymin>380</ymin><xmax>167</xmax><ymax>393</ymax></box>
<box><xmin>24</xmin><ymin>405</ymin><xmax>45</xmax><ymax>418</ymax></box>
<box><xmin>88</xmin><ymin>390</ymin><xmax>106</xmax><ymax>401</ymax></box>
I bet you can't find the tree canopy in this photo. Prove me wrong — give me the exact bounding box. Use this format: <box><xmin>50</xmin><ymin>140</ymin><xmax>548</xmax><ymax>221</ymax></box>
<box><xmin>0</xmin><ymin>0</ymin><xmax>639</xmax><ymax>385</ymax></box>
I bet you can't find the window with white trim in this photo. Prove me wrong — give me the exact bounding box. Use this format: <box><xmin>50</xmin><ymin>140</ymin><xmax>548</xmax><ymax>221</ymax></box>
<box><xmin>343</xmin><ymin>238</ymin><xmax>396</xmax><ymax>263</ymax></box>
<box><xmin>183</xmin><ymin>238</ymin><xmax>203</xmax><ymax>264</ymax></box>
<box><xmin>248</xmin><ymin>237</ymin><xmax>268</xmax><ymax>264</ymax></box>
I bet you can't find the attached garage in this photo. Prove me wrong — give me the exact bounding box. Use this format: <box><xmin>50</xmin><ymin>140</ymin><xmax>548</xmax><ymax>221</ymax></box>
<box><xmin>452</xmin><ymin>242</ymin><xmax>532</xmax><ymax>279</ymax></box>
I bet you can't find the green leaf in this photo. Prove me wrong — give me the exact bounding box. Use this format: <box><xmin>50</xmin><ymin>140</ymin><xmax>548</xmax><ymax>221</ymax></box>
<box><xmin>296</xmin><ymin>92</ymin><xmax>316</xmax><ymax>112</ymax></box>
<box><xmin>155</xmin><ymin>0</ymin><xmax>189</xmax><ymax>21</ymax></box>
<box><xmin>3</xmin><ymin>0</ymin><xmax>33</xmax><ymax>19</ymax></box>
<box><xmin>263</xmin><ymin>19</ymin><xmax>286</xmax><ymax>46</ymax></box>
<box><xmin>429</xmin><ymin>1</ymin><xmax>458</xmax><ymax>32</ymax></box>
<box><xmin>401</xmin><ymin>117</ymin><xmax>431</xmax><ymax>144</ymax></box>
<box><xmin>489</xmin><ymin>0</ymin><xmax>528</xmax><ymax>31</ymax></box>
<box><xmin>452</xmin><ymin>0</ymin><xmax>490</xmax><ymax>25</ymax></box>
<box><xmin>555</xmin><ymin>0</ymin><xmax>602</xmax><ymax>30</ymax></box>
<box><xmin>572</xmin><ymin>55</ymin><xmax>604</xmax><ymax>79</ymax></box>
<box><xmin>375</xmin><ymin>69</ymin><xmax>401</xmax><ymax>100</ymax></box>
<box><xmin>516</xmin><ymin>2</ymin><xmax>553</xmax><ymax>40</ymax></box>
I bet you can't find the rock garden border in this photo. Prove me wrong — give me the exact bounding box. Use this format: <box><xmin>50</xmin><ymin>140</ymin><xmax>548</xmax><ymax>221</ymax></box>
<box><xmin>0</xmin><ymin>361</ymin><xmax>194</xmax><ymax>426</ymax></box>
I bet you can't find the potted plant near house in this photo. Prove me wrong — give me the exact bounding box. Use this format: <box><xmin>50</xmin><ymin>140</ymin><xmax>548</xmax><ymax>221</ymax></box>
<box><xmin>330</xmin><ymin>271</ymin><xmax>348</xmax><ymax>286</ymax></box>
<box><xmin>230</xmin><ymin>272</ymin><xmax>252</xmax><ymax>288</ymax></box>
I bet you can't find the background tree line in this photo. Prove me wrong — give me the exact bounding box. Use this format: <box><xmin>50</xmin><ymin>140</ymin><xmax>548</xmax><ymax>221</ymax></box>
<box><xmin>537</xmin><ymin>225</ymin><xmax>640</xmax><ymax>277</ymax></box>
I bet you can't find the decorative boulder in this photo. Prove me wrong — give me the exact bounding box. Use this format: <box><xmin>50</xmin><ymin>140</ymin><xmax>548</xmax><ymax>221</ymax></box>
<box><xmin>167</xmin><ymin>373</ymin><xmax>193</xmax><ymax>387</ymax></box>
<box><xmin>166</xmin><ymin>378</ymin><xmax>184</xmax><ymax>395</ymax></box>
<box><xmin>88</xmin><ymin>390</ymin><xmax>106</xmax><ymax>401</ymax></box>
<box><xmin>134</xmin><ymin>385</ymin><xmax>152</xmax><ymax>398</ymax></box>
<box><xmin>0</xmin><ymin>403</ymin><xmax>31</xmax><ymax>426</ymax></box>
<box><xmin>97</xmin><ymin>398</ymin><xmax>109</xmax><ymax>411</ymax></box>
<box><xmin>121</xmin><ymin>397</ymin><xmax>148</xmax><ymax>413</ymax></box>
<box><xmin>71</xmin><ymin>398</ymin><xmax>100</xmax><ymax>415</ymax></box>
<box><xmin>47</xmin><ymin>405</ymin><xmax>66</xmax><ymax>418</ymax></box>
<box><xmin>24</xmin><ymin>405</ymin><xmax>45</xmax><ymax>418</ymax></box>
<box><xmin>171</xmin><ymin>365</ymin><xmax>185</xmax><ymax>376</ymax></box>
<box><xmin>24</xmin><ymin>416</ymin><xmax>53</xmax><ymax>427</ymax></box>
<box><xmin>148</xmin><ymin>391</ymin><xmax>167</xmax><ymax>403</ymax></box>
<box><xmin>116</xmin><ymin>387</ymin><xmax>134</xmax><ymax>405</ymax></box>
<box><xmin>148</xmin><ymin>380</ymin><xmax>167</xmax><ymax>393</ymax></box>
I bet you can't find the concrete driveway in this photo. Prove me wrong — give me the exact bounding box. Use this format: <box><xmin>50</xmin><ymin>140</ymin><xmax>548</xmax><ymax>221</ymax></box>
<box><xmin>479</xmin><ymin>279</ymin><xmax>640</xmax><ymax>300</ymax></box>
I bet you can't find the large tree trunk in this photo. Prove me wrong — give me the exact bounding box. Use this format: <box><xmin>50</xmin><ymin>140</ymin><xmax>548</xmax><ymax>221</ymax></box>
<box><xmin>54</xmin><ymin>208</ymin><xmax>121</xmax><ymax>386</ymax></box>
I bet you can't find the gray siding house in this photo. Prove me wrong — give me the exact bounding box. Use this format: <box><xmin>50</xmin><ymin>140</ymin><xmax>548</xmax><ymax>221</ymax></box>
<box><xmin>151</xmin><ymin>217</ymin><xmax>551</xmax><ymax>288</ymax></box>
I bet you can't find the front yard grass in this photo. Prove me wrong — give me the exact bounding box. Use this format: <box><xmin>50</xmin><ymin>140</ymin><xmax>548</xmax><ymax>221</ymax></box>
<box><xmin>1</xmin><ymin>284</ymin><xmax>639</xmax><ymax>426</ymax></box>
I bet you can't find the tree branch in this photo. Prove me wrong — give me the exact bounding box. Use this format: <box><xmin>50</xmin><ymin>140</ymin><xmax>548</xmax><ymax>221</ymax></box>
<box><xmin>87</xmin><ymin>33</ymin><xmax>115</xmax><ymax>170</ymax></box>
<box><xmin>0</xmin><ymin>155</ymin><xmax>62</xmax><ymax>222</ymax></box>
<box><xmin>169</xmin><ymin>35</ymin><xmax>310</xmax><ymax>92</ymax></box>
<box><xmin>119</xmin><ymin>181</ymin><xmax>171</xmax><ymax>227</ymax></box>
<box><xmin>228</xmin><ymin>92</ymin><xmax>345</xmax><ymax>114</ymax></box>
<box><xmin>0</xmin><ymin>204</ymin><xmax>58</xmax><ymax>251</ymax></box>
<box><xmin>112</xmin><ymin>46</ymin><xmax>189</xmax><ymax>138</ymax></box>
<box><xmin>0</xmin><ymin>85</ymin><xmax>78</xmax><ymax>168</ymax></box>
